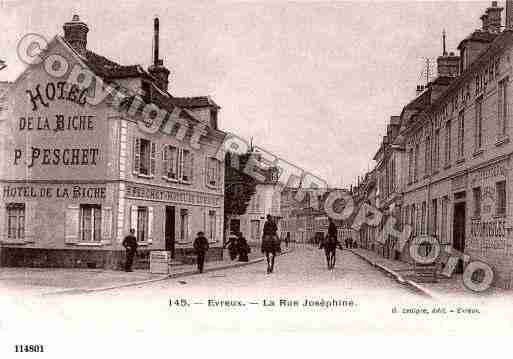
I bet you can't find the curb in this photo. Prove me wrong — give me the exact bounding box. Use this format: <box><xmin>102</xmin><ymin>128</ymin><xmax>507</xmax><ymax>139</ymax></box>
<box><xmin>346</xmin><ymin>249</ymin><xmax>435</xmax><ymax>299</ymax></box>
<box><xmin>42</xmin><ymin>248</ymin><xmax>293</xmax><ymax>296</ymax></box>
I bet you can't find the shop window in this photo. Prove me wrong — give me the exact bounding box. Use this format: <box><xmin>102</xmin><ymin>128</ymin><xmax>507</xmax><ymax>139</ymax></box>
<box><xmin>496</xmin><ymin>181</ymin><xmax>507</xmax><ymax>216</ymax></box>
<box><xmin>80</xmin><ymin>204</ymin><xmax>101</xmax><ymax>242</ymax></box>
<box><xmin>473</xmin><ymin>187</ymin><xmax>482</xmax><ymax>218</ymax></box>
<box><xmin>6</xmin><ymin>203</ymin><xmax>25</xmax><ymax>240</ymax></box>
<box><xmin>207</xmin><ymin>157</ymin><xmax>221</xmax><ymax>187</ymax></box>
<box><xmin>133</xmin><ymin>138</ymin><xmax>156</xmax><ymax>177</ymax></box>
<box><xmin>130</xmin><ymin>205</ymin><xmax>153</xmax><ymax>243</ymax></box>
<box><xmin>180</xmin><ymin>209</ymin><xmax>189</xmax><ymax>242</ymax></box>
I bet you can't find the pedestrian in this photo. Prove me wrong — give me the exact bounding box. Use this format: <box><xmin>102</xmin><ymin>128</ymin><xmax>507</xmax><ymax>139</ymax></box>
<box><xmin>122</xmin><ymin>228</ymin><xmax>138</xmax><ymax>272</ymax></box>
<box><xmin>261</xmin><ymin>214</ymin><xmax>279</xmax><ymax>274</ymax></box>
<box><xmin>320</xmin><ymin>218</ymin><xmax>343</xmax><ymax>270</ymax></box>
<box><xmin>193</xmin><ymin>231</ymin><xmax>209</xmax><ymax>273</ymax></box>
<box><xmin>224</xmin><ymin>234</ymin><xmax>239</xmax><ymax>261</ymax></box>
<box><xmin>285</xmin><ymin>232</ymin><xmax>290</xmax><ymax>248</ymax></box>
<box><xmin>237</xmin><ymin>231</ymin><xmax>250</xmax><ymax>262</ymax></box>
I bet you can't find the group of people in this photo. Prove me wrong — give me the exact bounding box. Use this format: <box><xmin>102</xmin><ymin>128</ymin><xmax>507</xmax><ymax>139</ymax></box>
<box><xmin>122</xmin><ymin>214</ymin><xmax>282</xmax><ymax>274</ymax></box>
<box><xmin>224</xmin><ymin>231</ymin><xmax>251</xmax><ymax>262</ymax></box>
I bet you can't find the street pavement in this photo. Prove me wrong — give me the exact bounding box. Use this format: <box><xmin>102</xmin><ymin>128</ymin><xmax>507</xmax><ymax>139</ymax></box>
<box><xmin>2</xmin><ymin>246</ymin><xmax>513</xmax><ymax>336</ymax></box>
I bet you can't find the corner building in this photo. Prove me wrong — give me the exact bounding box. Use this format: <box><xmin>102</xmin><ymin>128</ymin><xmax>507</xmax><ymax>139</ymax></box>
<box><xmin>0</xmin><ymin>16</ymin><xmax>225</xmax><ymax>269</ymax></box>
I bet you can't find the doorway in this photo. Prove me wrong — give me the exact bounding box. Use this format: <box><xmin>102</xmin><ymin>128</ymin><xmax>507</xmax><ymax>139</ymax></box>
<box><xmin>165</xmin><ymin>206</ymin><xmax>176</xmax><ymax>259</ymax></box>
<box><xmin>452</xmin><ymin>201</ymin><xmax>466</xmax><ymax>273</ymax></box>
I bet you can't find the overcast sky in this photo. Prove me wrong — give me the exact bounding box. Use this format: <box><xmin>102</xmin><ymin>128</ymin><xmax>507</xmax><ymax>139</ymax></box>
<box><xmin>0</xmin><ymin>1</ymin><xmax>495</xmax><ymax>187</ymax></box>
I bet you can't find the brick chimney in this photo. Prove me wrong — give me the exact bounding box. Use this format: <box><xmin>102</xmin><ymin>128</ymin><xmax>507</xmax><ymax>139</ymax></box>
<box><xmin>486</xmin><ymin>1</ymin><xmax>503</xmax><ymax>33</ymax></box>
<box><xmin>437</xmin><ymin>52</ymin><xmax>460</xmax><ymax>78</ymax></box>
<box><xmin>148</xmin><ymin>17</ymin><xmax>170</xmax><ymax>92</ymax></box>
<box><xmin>63</xmin><ymin>15</ymin><xmax>89</xmax><ymax>57</ymax></box>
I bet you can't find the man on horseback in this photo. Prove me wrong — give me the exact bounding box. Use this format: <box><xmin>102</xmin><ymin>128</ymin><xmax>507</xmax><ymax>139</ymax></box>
<box><xmin>319</xmin><ymin>217</ymin><xmax>342</xmax><ymax>270</ymax></box>
<box><xmin>261</xmin><ymin>214</ymin><xmax>279</xmax><ymax>274</ymax></box>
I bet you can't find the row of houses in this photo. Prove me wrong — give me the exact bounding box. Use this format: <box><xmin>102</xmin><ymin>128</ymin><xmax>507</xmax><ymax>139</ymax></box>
<box><xmin>0</xmin><ymin>15</ymin><xmax>280</xmax><ymax>269</ymax></box>
<box><xmin>352</xmin><ymin>1</ymin><xmax>513</xmax><ymax>289</ymax></box>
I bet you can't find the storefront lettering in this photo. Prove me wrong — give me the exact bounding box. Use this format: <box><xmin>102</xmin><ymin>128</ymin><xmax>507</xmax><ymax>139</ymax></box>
<box><xmin>18</xmin><ymin>114</ymin><xmax>95</xmax><ymax>132</ymax></box>
<box><xmin>25</xmin><ymin>81</ymin><xmax>88</xmax><ymax>111</ymax></box>
<box><xmin>126</xmin><ymin>185</ymin><xmax>220</xmax><ymax>207</ymax></box>
<box><xmin>1</xmin><ymin>184</ymin><xmax>106</xmax><ymax>200</ymax></box>
<box><xmin>13</xmin><ymin>147</ymin><xmax>99</xmax><ymax>167</ymax></box>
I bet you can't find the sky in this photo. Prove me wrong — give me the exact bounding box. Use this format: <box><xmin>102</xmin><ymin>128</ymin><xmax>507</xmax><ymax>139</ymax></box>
<box><xmin>0</xmin><ymin>0</ymin><xmax>496</xmax><ymax>187</ymax></box>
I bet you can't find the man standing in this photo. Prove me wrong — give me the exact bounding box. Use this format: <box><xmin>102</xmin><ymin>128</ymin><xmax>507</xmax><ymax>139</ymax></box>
<box><xmin>122</xmin><ymin>228</ymin><xmax>138</xmax><ymax>272</ymax></box>
<box><xmin>193</xmin><ymin>231</ymin><xmax>209</xmax><ymax>273</ymax></box>
<box><xmin>261</xmin><ymin>214</ymin><xmax>279</xmax><ymax>274</ymax></box>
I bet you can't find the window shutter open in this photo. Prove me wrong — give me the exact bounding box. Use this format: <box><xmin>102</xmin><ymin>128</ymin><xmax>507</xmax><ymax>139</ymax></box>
<box><xmin>130</xmin><ymin>205</ymin><xmax>138</xmax><ymax>235</ymax></box>
<box><xmin>148</xmin><ymin>207</ymin><xmax>154</xmax><ymax>243</ymax></box>
<box><xmin>24</xmin><ymin>201</ymin><xmax>37</xmax><ymax>242</ymax></box>
<box><xmin>216</xmin><ymin>160</ymin><xmax>221</xmax><ymax>188</ymax></box>
<box><xmin>216</xmin><ymin>213</ymin><xmax>223</xmax><ymax>242</ymax></box>
<box><xmin>65</xmin><ymin>204</ymin><xmax>80</xmax><ymax>244</ymax></box>
<box><xmin>101</xmin><ymin>206</ymin><xmax>112</xmax><ymax>241</ymax></box>
<box><xmin>150</xmin><ymin>142</ymin><xmax>156</xmax><ymax>177</ymax></box>
<box><xmin>189</xmin><ymin>152</ymin><xmax>194</xmax><ymax>181</ymax></box>
<box><xmin>133</xmin><ymin>137</ymin><xmax>140</xmax><ymax>174</ymax></box>
<box><xmin>179</xmin><ymin>149</ymin><xmax>184</xmax><ymax>180</ymax></box>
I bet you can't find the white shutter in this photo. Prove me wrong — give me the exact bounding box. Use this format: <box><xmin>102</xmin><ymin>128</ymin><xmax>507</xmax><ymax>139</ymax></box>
<box><xmin>216</xmin><ymin>213</ymin><xmax>223</xmax><ymax>243</ymax></box>
<box><xmin>24</xmin><ymin>201</ymin><xmax>37</xmax><ymax>242</ymax></box>
<box><xmin>150</xmin><ymin>142</ymin><xmax>156</xmax><ymax>177</ymax></box>
<box><xmin>162</xmin><ymin>146</ymin><xmax>169</xmax><ymax>177</ymax></box>
<box><xmin>147</xmin><ymin>207</ymin><xmax>154</xmax><ymax>243</ymax></box>
<box><xmin>0</xmin><ymin>202</ymin><xmax>5</xmax><ymax>241</ymax></box>
<box><xmin>130</xmin><ymin>205</ymin><xmax>138</xmax><ymax>235</ymax></box>
<box><xmin>203</xmin><ymin>208</ymin><xmax>208</xmax><ymax>233</ymax></box>
<box><xmin>179</xmin><ymin>149</ymin><xmax>184</xmax><ymax>180</ymax></box>
<box><xmin>65</xmin><ymin>205</ymin><xmax>80</xmax><ymax>244</ymax></box>
<box><xmin>216</xmin><ymin>159</ymin><xmax>221</xmax><ymax>188</ymax></box>
<box><xmin>133</xmin><ymin>137</ymin><xmax>140</xmax><ymax>174</ymax></box>
<box><xmin>101</xmin><ymin>206</ymin><xmax>112</xmax><ymax>241</ymax></box>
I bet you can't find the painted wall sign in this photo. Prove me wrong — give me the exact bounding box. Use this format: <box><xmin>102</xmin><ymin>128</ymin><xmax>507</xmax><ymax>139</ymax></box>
<box><xmin>1</xmin><ymin>183</ymin><xmax>107</xmax><ymax>200</ymax></box>
<box><xmin>470</xmin><ymin>163</ymin><xmax>506</xmax><ymax>185</ymax></box>
<box><xmin>25</xmin><ymin>81</ymin><xmax>88</xmax><ymax>111</ymax></box>
<box><xmin>126</xmin><ymin>185</ymin><xmax>221</xmax><ymax>207</ymax></box>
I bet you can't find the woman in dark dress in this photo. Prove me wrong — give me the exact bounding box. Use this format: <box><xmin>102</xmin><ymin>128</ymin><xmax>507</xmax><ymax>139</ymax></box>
<box><xmin>237</xmin><ymin>231</ymin><xmax>250</xmax><ymax>262</ymax></box>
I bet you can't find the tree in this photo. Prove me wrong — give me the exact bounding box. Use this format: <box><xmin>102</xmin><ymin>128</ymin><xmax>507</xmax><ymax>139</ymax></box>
<box><xmin>223</xmin><ymin>151</ymin><xmax>258</xmax><ymax>242</ymax></box>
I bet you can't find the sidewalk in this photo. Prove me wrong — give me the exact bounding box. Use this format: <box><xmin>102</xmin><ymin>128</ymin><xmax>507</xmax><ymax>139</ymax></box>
<box><xmin>348</xmin><ymin>247</ymin><xmax>510</xmax><ymax>299</ymax></box>
<box><xmin>1</xmin><ymin>248</ymin><xmax>291</xmax><ymax>296</ymax></box>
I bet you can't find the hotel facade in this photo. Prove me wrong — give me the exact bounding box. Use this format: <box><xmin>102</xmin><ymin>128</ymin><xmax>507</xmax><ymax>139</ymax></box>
<box><xmin>0</xmin><ymin>16</ymin><xmax>226</xmax><ymax>269</ymax></box>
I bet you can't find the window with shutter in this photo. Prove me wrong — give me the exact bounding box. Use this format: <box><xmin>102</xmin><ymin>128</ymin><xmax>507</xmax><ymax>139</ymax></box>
<box><xmin>101</xmin><ymin>207</ymin><xmax>112</xmax><ymax>241</ymax></box>
<box><xmin>150</xmin><ymin>142</ymin><xmax>156</xmax><ymax>177</ymax></box>
<box><xmin>147</xmin><ymin>207</ymin><xmax>154</xmax><ymax>243</ymax></box>
<box><xmin>130</xmin><ymin>205</ymin><xmax>138</xmax><ymax>234</ymax></box>
<box><xmin>162</xmin><ymin>146</ymin><xmax>170</xmax><ymax>177</ymax></box>
<box><xmin>182</xmin><ymin>149</ymin><xmax>192</xmax><ymax>182</ymax></box>
<box><xmin>65</xmin><ymin>205</ymin><xmax>80</xmax><ymax>244</ymax></box>
<box><xmin>133</xmin><ymin>137</ymin><xmax>140</xmax><ymax>174</ymax></box>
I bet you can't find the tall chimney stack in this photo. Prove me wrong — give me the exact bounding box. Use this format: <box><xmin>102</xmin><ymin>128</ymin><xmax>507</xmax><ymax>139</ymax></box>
<box><xmin>153</xmin><ymin>18</ymin><xmax>159</xmax><ymax>66</ymax></box>
<box><xmin>507</xmin><ymin>0</ymin><xmax>513</xmax><ymax>29</ymax></box>
<box><xmin>486</xmin><ymin>1</ymin><xmax>503</xmax><ymax>33</ymax></box>
<box><xmin>148</xmin><ymin>17</ymin><xmax>170</xmax><ymax>92</ymax></box>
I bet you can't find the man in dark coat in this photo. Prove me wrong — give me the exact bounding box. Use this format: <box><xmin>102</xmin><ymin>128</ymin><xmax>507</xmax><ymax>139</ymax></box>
<box><xmin>237</xmin><ymin>231</ymin><xmax>250</xmax><ymax>262</ymax></box>
<box><xmin>261</xmin><ymin>214</ymin><xmax>279</xmax><ymax>273</ymax></box>
<box><xmin>122</xmin><ymin>228</ymin><xmax>138</xmax><ymax>272</ymax></box>
<box><xmin>319</xmin><ymin>218</ymin><xmax>343</xmax><ymax>270</ymax></box>
<box><xmin>193</xmin><ymin>231</ymin><xmax>209</xmax><ymax>273</ymax></box>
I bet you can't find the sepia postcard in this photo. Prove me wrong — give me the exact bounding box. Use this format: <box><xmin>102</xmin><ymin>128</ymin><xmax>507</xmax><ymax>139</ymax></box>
<box><xmin>1</xmin><ymin>0</ymin><xmax>513</xmax><ymax>357</ymax></box>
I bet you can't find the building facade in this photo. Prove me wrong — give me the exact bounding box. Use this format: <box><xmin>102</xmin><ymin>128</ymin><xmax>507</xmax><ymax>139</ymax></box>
<box><xmin>0</xmin><ymin>16</ymin><xmax>225</xmax><ymax>269</ymax></box>
<box><xmin>353</xmin><ymin>2</ymin><xmax>513</xmax><ymax>289</ymax></box>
